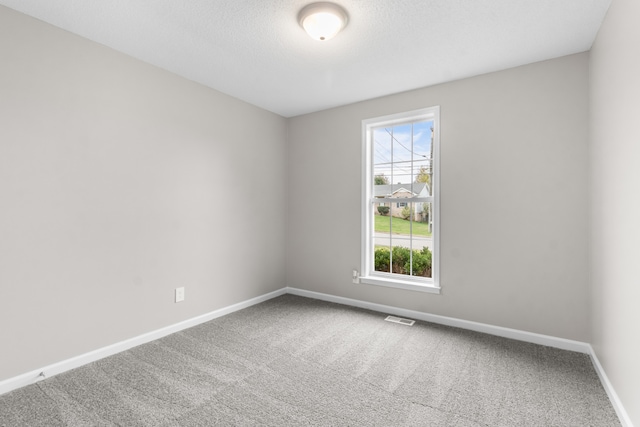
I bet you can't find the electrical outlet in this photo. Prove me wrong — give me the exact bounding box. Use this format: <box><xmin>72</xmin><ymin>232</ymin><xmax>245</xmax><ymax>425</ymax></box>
<box><xmin>175</xmin><ymin>287</ymin><xmax>185</xmax><ymax>303</ymax></box>
<box><xmin>352</xmin><ymin>269</ymin><xmax>359</xmax><ymax>284</ymax></box>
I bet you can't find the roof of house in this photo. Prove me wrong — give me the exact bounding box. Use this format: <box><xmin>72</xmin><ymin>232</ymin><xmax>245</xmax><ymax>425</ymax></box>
<box><xmin>373</xmin><ymin>182</ymin><xmax>428</xmax><ymax>197</ymax></box>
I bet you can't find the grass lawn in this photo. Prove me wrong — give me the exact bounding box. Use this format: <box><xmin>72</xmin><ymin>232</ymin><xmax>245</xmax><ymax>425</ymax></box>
<box><xmin>374</xmin><ymin>215</ymin><xmax>431</xmax><ymax>237</ymax></box>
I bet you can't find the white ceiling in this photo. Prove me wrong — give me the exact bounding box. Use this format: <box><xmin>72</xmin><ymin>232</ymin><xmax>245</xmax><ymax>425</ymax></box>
<box><xmin>1</xmin><ymin>0</ymin><xmax>611</xmax><ymax>117</ymax></box>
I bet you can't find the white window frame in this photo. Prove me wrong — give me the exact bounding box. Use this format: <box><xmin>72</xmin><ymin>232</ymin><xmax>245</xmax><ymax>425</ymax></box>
<box><xmin>361</xmin><ymin>106</ymin><xmax>440</xmax><ymax>294</ymax></box>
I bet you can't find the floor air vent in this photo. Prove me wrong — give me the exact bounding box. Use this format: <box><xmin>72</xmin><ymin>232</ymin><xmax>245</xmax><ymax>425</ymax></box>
<box><xmin>384</xmin><ymin>315</ymin><xmax>415</xmax><ymax>326</ymax></box>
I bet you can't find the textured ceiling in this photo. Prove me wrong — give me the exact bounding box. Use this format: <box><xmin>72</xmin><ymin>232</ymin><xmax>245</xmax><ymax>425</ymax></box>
<box><xmin>0</xmin><ymin>0</ymin><xmax>611</xmax><ymax>117</ymax></box>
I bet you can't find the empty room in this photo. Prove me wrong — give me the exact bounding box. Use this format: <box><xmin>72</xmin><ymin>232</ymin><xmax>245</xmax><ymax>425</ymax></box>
<box><xmin>0</xmin><ymin>0</ymin><xmax>638</xmax><ymax>425</ymax></box>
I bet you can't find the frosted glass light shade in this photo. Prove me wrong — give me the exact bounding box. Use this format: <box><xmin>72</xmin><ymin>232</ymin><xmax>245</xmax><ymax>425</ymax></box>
<box><xmin>298</xmin><ymin>2</ymin><xmax>348</xmax><ymax>41</ymax></box>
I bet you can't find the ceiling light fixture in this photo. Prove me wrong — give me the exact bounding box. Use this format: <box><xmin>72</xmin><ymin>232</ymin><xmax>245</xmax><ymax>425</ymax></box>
<box><xmin>298</xmin><ymin>2</ymin><xmax>348</xmax><ymax>41</ymax></box>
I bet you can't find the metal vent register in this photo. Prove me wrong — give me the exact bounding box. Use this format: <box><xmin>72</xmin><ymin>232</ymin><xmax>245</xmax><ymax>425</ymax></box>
<box><xmin>384</xmin><ymin>315</ymin><xmax>415</xmax><ymax>326</ymax></box>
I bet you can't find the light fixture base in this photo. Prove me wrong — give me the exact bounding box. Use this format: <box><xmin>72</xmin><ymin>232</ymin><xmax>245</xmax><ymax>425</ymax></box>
<box><xmin>298</xmin><ymin>2</ymin><xmax>348</xmax><ymax>41</ymax></box>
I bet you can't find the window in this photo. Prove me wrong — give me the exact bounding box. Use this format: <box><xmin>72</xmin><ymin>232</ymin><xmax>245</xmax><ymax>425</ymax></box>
<box><xmin>361</xmin><ymin>107</ymin><xmax>440</xmax><ymax>293</ymax></box>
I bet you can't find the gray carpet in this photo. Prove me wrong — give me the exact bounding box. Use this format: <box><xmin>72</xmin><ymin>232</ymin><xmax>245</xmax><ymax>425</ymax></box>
<box><xmin>0</xmin><ymin>294</ymin><xmax>621</xmax><ymax>426</ymax></box>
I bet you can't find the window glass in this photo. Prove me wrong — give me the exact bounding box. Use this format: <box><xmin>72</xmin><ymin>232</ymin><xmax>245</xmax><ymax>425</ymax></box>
<box><xmin>362</xmin><ymin>107</ymin><xmax>439</xmax><ymax>291</ymax></box>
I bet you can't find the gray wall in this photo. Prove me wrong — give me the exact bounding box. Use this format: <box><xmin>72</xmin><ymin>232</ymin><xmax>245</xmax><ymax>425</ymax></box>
<box><xmin>5</xmin><ymin>4</ymin><xmax>638</xmax><ymax>420</ymax></box>
<box><xmin>590</xmin><ymin>0</ymin><xmax>640</xmax><ymax>424</ymax></box>
<box><xmin>287</xmin><ymin>54</ymin><xmax>590</xmax><ymax>342</ymax></box>
<box><xmin>0</xmin><ymin>6</ymin><xmax>287</xmax><ymax>382</ymax></box>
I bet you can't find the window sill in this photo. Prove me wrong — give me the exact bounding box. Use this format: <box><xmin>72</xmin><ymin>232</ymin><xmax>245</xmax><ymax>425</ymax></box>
<box><xmin>359</xmin><ymin>276</ymin><xmax>441</xmax><ymax>294</ymax></box>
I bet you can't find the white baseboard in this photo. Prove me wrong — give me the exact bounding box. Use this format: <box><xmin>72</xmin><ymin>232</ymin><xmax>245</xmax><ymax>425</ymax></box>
<box><xmin>1</xmin><ymin>285</ymin><xmax>633</xmax><ymax>427</ymax></box>
<box><xmin>0</xmin><ymin>288</ymin><xmax>287</xmax><ymax>397</ymax></box>
<box><xmin>286</xmin><ymin>287</ymin><xmax>591</xmax><ymax>353</ymax></box>
<box><xmin>589</xmin><ymin>347</ymin><xmax>635</xmax><ymax>427</ymax></box>
<box><xmin>286</xmin><ymin>287</ymin><xmax>634</xmax><ymax>426</ymax></box>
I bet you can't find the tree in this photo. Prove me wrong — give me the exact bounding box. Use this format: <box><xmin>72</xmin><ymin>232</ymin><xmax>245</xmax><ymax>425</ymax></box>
<box><xmin>401</xmin><ymin>205</ymin><xmax>413</xmax><ymax>220</ymax></box>
<box><xmin>374</xmin><ymin>174</ymin><xmax>389</xmax><ymax>185</ymax></box>
<box><xmin>415</xmin><ymin>166</ymin><xmax>430</xmax><ymax>185</ymax></box>
<box><xmin>421</xmin><ymin>202</ymin><xmax>430</xmax><ymax>223</ymax></box>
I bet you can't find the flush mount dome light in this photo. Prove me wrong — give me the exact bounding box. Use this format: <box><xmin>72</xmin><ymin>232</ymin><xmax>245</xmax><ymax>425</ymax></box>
<box><xmin>298</xmin><ymin>2</ymin><xmax>348</xmax><ymax>41</ymax></box>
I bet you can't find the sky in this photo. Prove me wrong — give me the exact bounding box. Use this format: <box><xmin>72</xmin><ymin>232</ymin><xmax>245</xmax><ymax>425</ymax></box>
<box><xmin>373</xmin><ymin>120</ymin><xmax>433</xmax><ymax>185</ymax></box>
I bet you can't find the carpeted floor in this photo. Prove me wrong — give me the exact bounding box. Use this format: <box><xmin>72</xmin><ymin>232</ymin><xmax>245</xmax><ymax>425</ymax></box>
<box><xmin>0</xmin><ymin>294</ymin><xmax>621</xmax><ymax>426</ymax></box>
